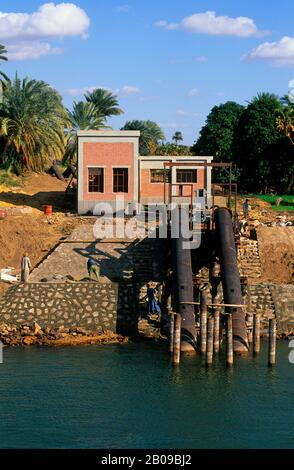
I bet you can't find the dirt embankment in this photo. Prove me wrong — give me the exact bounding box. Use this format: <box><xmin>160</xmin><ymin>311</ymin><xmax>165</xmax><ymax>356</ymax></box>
<box><xmin>257</xmin><ymin>226</ymin><xmax>294</xmax><ymax>283</ymax></box>
<box><xmin>0</xmin><ymin>172</ymin><xmax>88</xmax><ymax>296</ymax></box>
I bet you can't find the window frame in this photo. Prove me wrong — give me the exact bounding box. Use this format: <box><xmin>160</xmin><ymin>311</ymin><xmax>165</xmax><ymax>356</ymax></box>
<box><xmin>176</xmin><ymin>169</ymin><xmax>197</xmax><ymax>184</ymax></box>
<box><xmin>113</xmin><ymin>167</ymin><xmax>129</xmax><ymax>193</ymax></box>
<box><xmin>88</xmin><ymin>166</ymin><xmax>104</xmax><ymax>193</ymax></box>
<box><xmin>150</xmin><ymin>169</ymin><xmax>171</xmax><ymax>184</ymax></box>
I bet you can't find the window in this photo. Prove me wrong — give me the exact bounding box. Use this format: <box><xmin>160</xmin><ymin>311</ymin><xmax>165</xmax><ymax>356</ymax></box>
<box><xmin>176</xmin><ymin>169</ymin><xmax>197</xmax><ymax>183</ymax></box>
<box><xmin>113</xmin><ymin>168</ymin><xmax>128</xmax><ymax>193</ymax></box>
<box><xmin>150</xmin><ymin>169</ymin><xmax>171</xmax><ymax>183</ymax></box>
<box><xmin>88</xmin><ymin>167</ymin><xmax>104</xmax><ymax>193</ymax></box>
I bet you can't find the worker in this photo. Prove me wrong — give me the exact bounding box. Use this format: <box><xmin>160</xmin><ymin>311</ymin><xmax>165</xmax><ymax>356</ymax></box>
<box><xmin>242</xmin><ymin>199</ymin><xmax>251</xmax><ymax>220</ymax></box>
<box><xmin>146</xmin><ymin>284</ymin><xmax>161</xmax><ymax>316</ymax></box>
<box><xmin>87</xmin><ymin>258</ymin><xmax>100</xmax><ymax>282</ymax></box>
<box><xmin>21</xmin><ymin>253</ymin><xmax>32</xmax><ymax>283</ymax></box>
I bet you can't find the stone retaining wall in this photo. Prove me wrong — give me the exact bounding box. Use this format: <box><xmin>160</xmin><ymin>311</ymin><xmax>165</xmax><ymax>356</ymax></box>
<box><xmin>247</xmin><ymin>283</ymin><xmax>294</xmax><ymax>335</ymax></box>
<box><xmin>0</xmin><ymin>282</ymin><xmax>137</xmax><ymax>334</ymax></box>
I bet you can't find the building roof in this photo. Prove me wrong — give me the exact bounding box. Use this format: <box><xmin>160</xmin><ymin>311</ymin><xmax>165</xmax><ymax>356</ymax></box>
<box><xmin>77</xmin><ymin>130</ymin><xmax>140</xmax><ymax>138</ymax></box>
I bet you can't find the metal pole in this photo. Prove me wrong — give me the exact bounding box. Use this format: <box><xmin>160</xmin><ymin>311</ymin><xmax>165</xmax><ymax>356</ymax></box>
<box><xmin>213</xmin><ymin>310</ymin><xmax>220</xmax><ymax>354</ymax></box>
<box><xmin>206</xmin><ymin>316</ymin><xmax>214</xmax><ymax>365</ymax></box>
<box><xmin>172</xmin><ymin>313</ymin><xmax>181</xmax><ymax>365</ymax></box>
<box><xmin>226</xmin><ymin>313</ymin><xmax>234</xmax><ymax>366</ymax></box>
<box><xmin>268</xmin><ymin>318</ymin><xmax>277</xmax><ymax>366</ymax></box>
<box><xmin>253</xmin><ymin>313</ymin><xmax>261</xmax><ymax>354</ymax></box>
<box><xmin>169</xmin><ymin>312</ymin><xmax>175</xmax><ymax>354</ymax></box>
<box><xmin>200</xmin><ymin>291</ymin><xmax>207</xmax><ymax>354</ymax></box>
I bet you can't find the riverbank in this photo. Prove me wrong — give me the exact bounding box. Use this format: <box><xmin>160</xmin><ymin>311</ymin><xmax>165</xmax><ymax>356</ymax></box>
<box><xmin>0</xmin><ymin>322</ymin><xmax>129</xmax><ymax>347</ymax></box>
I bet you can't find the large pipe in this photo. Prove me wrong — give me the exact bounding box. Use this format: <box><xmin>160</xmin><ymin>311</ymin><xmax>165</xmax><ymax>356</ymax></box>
<box><xmin>172</xmin><ymin>235</ymin><xmax>197</xmax><ymax>353</ymax></box>
<box><xmin>214</xmin><ymin>208</ymin><xmax>249</xmax><ymax>354</ymax></box>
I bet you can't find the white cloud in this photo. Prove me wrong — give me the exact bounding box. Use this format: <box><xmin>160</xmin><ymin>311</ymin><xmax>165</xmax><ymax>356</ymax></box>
<box><xmin>243</xmin><ymin>36</ymin><xmax>294</xmax><ymax>67</ymax></box>
<box><xmin>156</xmin><ymin>11</ymin><xmax>269</xmax><ymax>38</ymax></box>
<box><xmin>117</xmin><ymin>85</ymin><xmax>140</xmax><ymax>96</ymax></box>
<box><xmin>188</xmin><ymin>88</ymin><xmax>200</xmax><ymax>97</ymax></box>
<box><xmin>155</xmin><ymin>20</ymin><xmax>178</xmax><ymax>31</ymax></box>
<box><xmin>1</xmin><ymin>2</ymin><xmax>90</xmax><ymax>61</ymax></box>
<box><xmin>67</xmin><ymin>85</ymin><xmax>140</xmax><ymax>98</ymax></box>
<box><xmin>196</xmin><ymin>55</ymin><xmax>208</xmax><ymax>63</ymax></box>
<box><xmin>7</xmin><ymin>42</ymin><xmax>62</xmax><ymax>61</ymax></box>
<box><xmin>116</xmin><ymin>5</ymin><xmax>130</xmax><ymax>13</ymax></box>
<box><xmin>176</xmin><ymin>109</ymin><xmax>201</xmax><ymax>117</ymax></box>
<box><xmin>159</xmin><ymin>122</ymin><xmax>189</xmax><ymax>129</ymax></box>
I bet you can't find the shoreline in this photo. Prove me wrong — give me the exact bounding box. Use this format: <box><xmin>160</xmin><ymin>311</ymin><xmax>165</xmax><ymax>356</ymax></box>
<box><xmin>0</xmin><ymin>321</ymin><xmax>292</xmax><ymax>348</ymax></box>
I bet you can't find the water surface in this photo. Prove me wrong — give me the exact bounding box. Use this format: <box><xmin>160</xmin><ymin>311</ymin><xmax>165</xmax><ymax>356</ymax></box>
<box><xmin>0</xmin><ymin>342</ymin><xmax>293</xmax><ymax>448</ymax></box>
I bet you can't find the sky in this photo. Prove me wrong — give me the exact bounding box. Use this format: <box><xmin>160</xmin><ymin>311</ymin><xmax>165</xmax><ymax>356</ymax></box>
<box><xmin>0</xmin><ymin>0</ymin><xmax>294</xmax><ymax>144</ymax></box>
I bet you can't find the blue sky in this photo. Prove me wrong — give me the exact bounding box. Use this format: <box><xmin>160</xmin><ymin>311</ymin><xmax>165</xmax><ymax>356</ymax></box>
<box><xmin>1</xmin><ymin>0</ymin><xmax>294</xmax><ymax>144</ymax></box>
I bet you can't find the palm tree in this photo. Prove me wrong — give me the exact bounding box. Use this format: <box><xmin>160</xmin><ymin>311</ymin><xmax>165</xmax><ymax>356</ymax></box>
<box><xmin>64</xmin><ymin>101</ymin><xmax>109</xmax><ymax>163</ymax></box>
<box><xmin>172</xmin><ymin>131</ymin><xmax>183</xmax><ymax>145</ymax></box>
<box><xmin>0</xmin><ymin>44</ymin><xmax>8</xmax><ymax>80</ymax></box>
<box><xmin>0</xmin><ymin>74</ymin><xmax>69</xmax><ymax>173</ymax></box>
<box><xmin>85</xmin><ymin>88</ymin><xmax>123</xmax><ymax>120</ymax></box>
<box><xmin>276</xmin><ymin>104</ymin><xmax>294</xmax><ymax>192</ymax></box>
<box><xmin>121</xmin><ymin>120</ymin><xmax>165</xmax><ymax>155</ymax></box>
<box><xmin>276</xmin><ymin>106</ymin><xmax>294</xmax><ymax>145</ymax></box>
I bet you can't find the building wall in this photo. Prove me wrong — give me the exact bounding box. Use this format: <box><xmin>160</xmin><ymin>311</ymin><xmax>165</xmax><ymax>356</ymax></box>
<box><xmin>140</xmin><ymin>168</ymin><xmax>205</xmax><ymax>201</ymax></box>
<box><xmin>83</xmin><ymin>142</ymin><xmax>134</xmax><ymax>202</ymax></box>
<box><xmin>139</xmin><ymin>156</ymin><xmax>211</xmax><ymax>204</ymax></box>
<box><xmin>77</xmin><ymin>131</ymin><xmax>140</xmax><ymax>214</ymax></box>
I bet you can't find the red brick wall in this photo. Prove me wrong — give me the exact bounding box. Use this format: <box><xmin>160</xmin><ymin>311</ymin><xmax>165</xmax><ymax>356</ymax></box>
<box><xmin>82</xmin><ymin>142</ymin><xmax>134</xmax><ymax>201</ymax></box>
<box><xmin>140</xmin><ymin>168</ymin><xmax>206</xmax><ymax>200</ymax></box>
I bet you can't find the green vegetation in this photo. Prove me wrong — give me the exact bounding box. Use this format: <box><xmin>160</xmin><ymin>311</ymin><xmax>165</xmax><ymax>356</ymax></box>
<box><xmin>172</xmin><ymin>131</ymin><xmax>183</xmax><ymax>145</ymax></box>
<box><xmin>0</xmin><ymin>74</ymin><xmax>69</xmax><ymax>173</ymax></box>
<box><xmin>85</xmin><ymin>88</ymin><xmax>123</xmax><ymax>119</ymax></box>
<box><xmin>64</xmin><ymin>101</ymin><xmax>109</xmax><ymax>164</ymax></box>
<box><xmin>245</xmin><ymin>194</ymin><xmax>294</xmax><ymax>211</ymax></box>
<box><xmin>0</xmin><ymin>169</ymin><xmax>23</xmax><ymax>188</ymax></box>
<box><xmin>193</xmin><ymin>93</ymin><xmax>294</xmax><ymax>194</ymax></box>
<box><xmin>121</xmin><ymin>120</ymin><xmax>165</xmax><ymax>155</ymax></box>
<box><xmin>155</xmin><ymin>143</ymin><xmax>192</xmax><ymax>156</ymax></box>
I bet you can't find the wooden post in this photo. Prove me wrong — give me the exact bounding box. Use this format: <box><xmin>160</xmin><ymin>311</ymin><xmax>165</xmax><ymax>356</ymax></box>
<box><xmin>253</xmin><ymin>313</ymin><xmax>261</xmax><ymax>354</ymax></box>
<box><xmin>206</xmin><ymin>316</ymin><xmax>214</xmax><ymax>365</ymax></box>
<box><xmin>200</xmin><ymin>291</ymin><xmax>207</xmax><ymax>354</ymax></box>
<box><xmin>213</xmin><ymin>310</ymin><xmax>220</xmax><ymax>354</ymax></box>
<box><xmin>268</xmin><ymin>318</ymin><xmax>277</xmax><ymax>366</ymax></box>
<box><xmin>172</xmin><ymin>313</ymin><xmax>181</xmax><ymax>365</ymax></box>
<box><xmin>226</xmin><ymin>313</ymin><xmax>233</xmax><ymax>366</ymax></box>
<box><xmin>168</xmin><ymin>312</ymin><xmax>175</xmax><ymax>354</ymax></box>
<box><xmin>247</xmin><ymin>313</ymin><xmax>253</xmax><ymax>344</ymax></box>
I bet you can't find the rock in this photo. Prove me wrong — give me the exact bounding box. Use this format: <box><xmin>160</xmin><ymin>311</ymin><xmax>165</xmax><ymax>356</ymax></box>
<box><xmin>22</xmin><ymin>336</ymin><xmax>35</xmax><ymax>345</ymax></box>
<box><xmin>33</xmin><ymin>322</ymin><xmax>43</xmax><ymax>336</ymax></box>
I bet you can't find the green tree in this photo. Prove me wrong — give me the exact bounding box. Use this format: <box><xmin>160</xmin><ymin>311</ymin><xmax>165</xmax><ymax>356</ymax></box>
<box><xmin>156</xmin><ymin>143</ymin><xmax>192</xmax><ymax>156</ymax></box>
<box><xmin>121</xmin><ymin>120</ymin><xmax>165</xmax><ymax>155</ymax></box>
<box><xmin>0</xmin><ymin>75</ymin><xmax>69</xmax><ymax>173</ymax></box>
<box><xmin>0</xmin><ymin>44</ymin><xmax>8</xmax><ymax>80</ymax></box>
<box><xmin>234</xmin><ymin>92</ymin><xmax>285</xmax><ymax>192</ymax></box>
<box><xmin>192</xmin><ymin>101</ymin><xmax>244</xmax><ymax>161</ymax></box>
<box><xmin>172</xmin><ymin>131</ymin><xmax>183</xmax><ymax>145</ymax></box>
<box><xmin>64</xmin><ymin>101</ymin><xmax>109</xmax><ymax>163</ymax></box>
<box><xmin>85</xmin><ymin>88</ymin><xmax>123</xmax><ymax>119</ymax></box>
<box><xmin>276</xmin><ymin>102</ymin><xmax>294</xmax><ymax>192</ymax></box>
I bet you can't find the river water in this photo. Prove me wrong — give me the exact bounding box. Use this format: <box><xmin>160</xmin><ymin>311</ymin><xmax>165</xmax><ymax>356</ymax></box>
<box><xmin>0</xmin><ymin>341</ymin><xmax>293</xmax><ymax>449</ymax></box>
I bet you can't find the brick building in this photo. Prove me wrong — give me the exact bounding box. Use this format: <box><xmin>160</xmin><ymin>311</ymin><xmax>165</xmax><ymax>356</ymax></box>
<box><xmin>77</xmin><ymin>130</ymin><xmax>213</xmax><ymax>214</ymax></box>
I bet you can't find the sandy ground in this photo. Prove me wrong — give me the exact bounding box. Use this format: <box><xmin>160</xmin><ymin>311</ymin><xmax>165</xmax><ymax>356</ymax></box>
<box><xmin>257</xmin><ymin>226</ymin><xmax>294</xmax><ymax>284</ymax></box>
<box><xmin>0</xmin><ymin>173</ymin><xmax>89</xmax><ymax>296</ymax></box>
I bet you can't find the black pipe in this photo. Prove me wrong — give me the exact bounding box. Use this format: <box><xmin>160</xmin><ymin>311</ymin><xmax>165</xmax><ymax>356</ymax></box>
<box><xmin>172</xmin><ymin>227</ymin><xmax>197</xmax><ymax>353</ymax></box>
<box><xmin>214</xmin><ymin>207</ymin><xmax>249</xmax><ymax>354</ymax></box>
